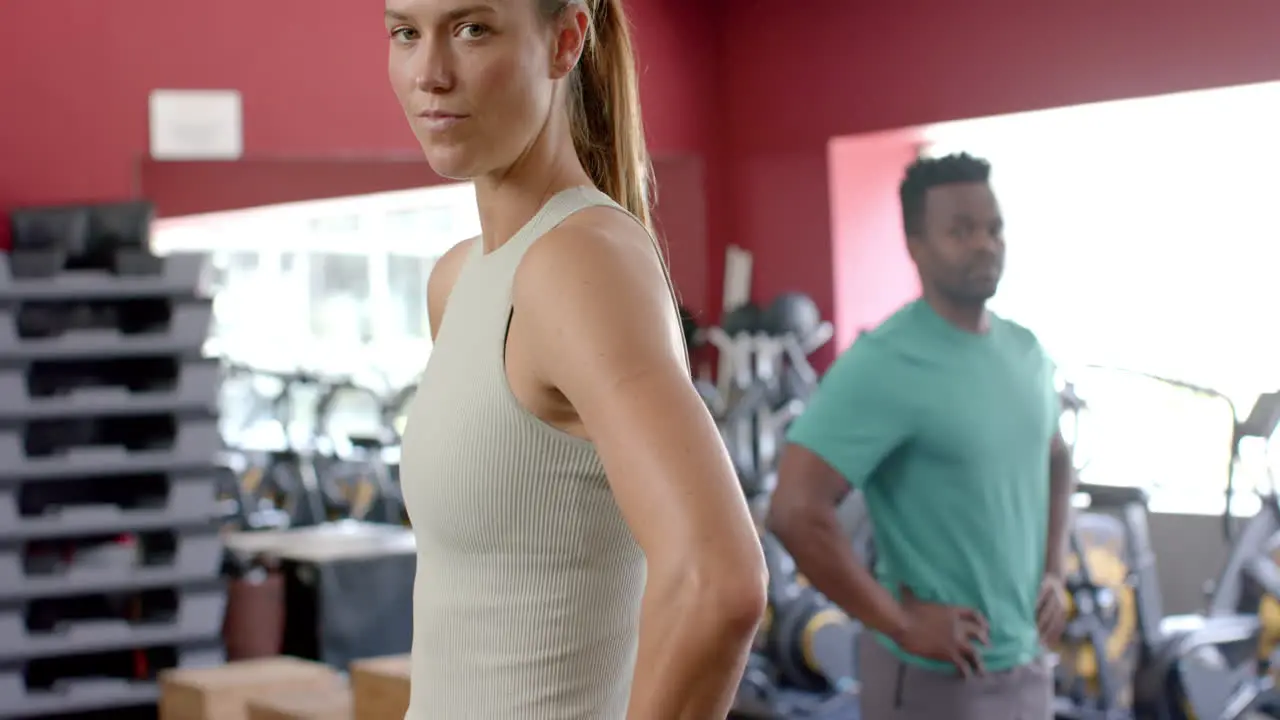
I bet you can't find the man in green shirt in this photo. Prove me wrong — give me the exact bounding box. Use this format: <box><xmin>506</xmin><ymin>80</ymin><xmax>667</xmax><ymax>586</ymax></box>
<box><xmin>767</xmin><ymin>153</ymin><xmax>1076</xmax><ymax>719</ymax></box>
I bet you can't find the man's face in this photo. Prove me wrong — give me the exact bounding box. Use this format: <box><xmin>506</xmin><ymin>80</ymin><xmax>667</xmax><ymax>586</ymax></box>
<box><xmin>910</xmin><ymin>182</ymin><xmax>1005</xmax><ymax>303</ymax></box>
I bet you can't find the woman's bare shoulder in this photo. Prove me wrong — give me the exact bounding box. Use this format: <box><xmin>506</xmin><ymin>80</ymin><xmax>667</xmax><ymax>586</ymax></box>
<box><xmin>427</xmin><ymin>236</ymin><xmax>478</xmax><ymax>340</ymax></box>
<box><xmin>516</xmin><ymin>206</ymin><xmax>662</xmax><ymax>300</ymax></box>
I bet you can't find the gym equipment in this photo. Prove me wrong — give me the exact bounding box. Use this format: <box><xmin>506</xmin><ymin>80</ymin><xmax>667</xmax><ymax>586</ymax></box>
<box><xmin>1055</xmin><ymin>504</ymin><xmax>1140</xmax><ymax>719</ymax></box>
<box><xmin>709</xmin><ymin>294</ymin><xmax>853</xmax><ymax>719</ymax></box>
<box><xmin>1050</xmin><ymin>383</ymin><xmax>1139</xmax><ymax>719</ymax></box>
<box><xmin>733</xmin><ymin>654</ymin><xmax>782</xmax><ymax>717</ymax></box>
<box><xmin>0</xmin><ymin>204</ymin><xmax>227</xmax><ymax>718</ymax></box>
<box><xmin>386</xmin><ymin>379</ymin><xmax>416</xmax><ymax>439</ymax></box>
<box><xmin>698</xmin><ymin>374</ymin><xmax>771</xmax><ymax>498</ymax></box>
<box><xmin>221</xmin><ymin>551</ymin><xmax>286</xmax><ymax>661</ymax></box>
<box><xmin>8</xmin><ymin>201</ymin><xmax>154</xmax><ymax>274</ymax></box>
<box><xmin>1055</xmin><ymin>369</ymin><xmax>1280</xmax><ymax>719</ymax></box>
<box><xmin>220</xmin><ymin>365</ymin><xmax>329</xmax><ymax>529</ymax></box>
<box><xmin>222</xmin><ymin>522</ymin><xmax>415</xmax><ymax>670</ymax></box>
<box><xmin>761</xmin><ymin>293</ymin><xmax>823</xmax><ymax>350</ymax></box>
<box><xmin>1198</xmin><ymin>388</ymin><xmax>1280</xmax><ymax>717</ymax></box>
<box><xmin>696</xmin><ymin>296</ymin><xmax>834</xmax><ymax>506</ymax></box>
<box><xmin>723</xmin><ymin>301</ymin><xmax>765</xmax><ymax>336</ymax></box>
<box><xmin>1204</xmin><ymin>388</ymin><xmax>1280</xmax><ymax>619</ymax></box>
<box><xmin>215</xmin><ymin>447</ymin><xmax>290</xmax><ymax>531</ymax></box>
<box><xmin>974</xmin><ymin>371</ymin><xmax>1280</xmax><ymax>720</ymax></box>
<box><xmin>731</xmin><ymin>535</ymin><xmax>860</xmax><ymax>719</ymax></box>
<box><xmin>1072</xmin><ymin>369</ymin><xmax>1280</xmax><ymax>719</ymax></box>
<box><xmin>1066</xmin><ymin>480</ymin><xmax>1280</xmax><ymax>720</ymax></box>
<box><xmin>312</xmin><ymin>375</ymin><xmax>407</xmax><ymax>525</ymax></box>
<box><xmin>1061</xmin><ymin>380</ymin><xmax>1095</xmax><ymax>473</ymax></box>
<box><xmin>762</xmin><ymin>534</ymin><xmax>858</xmax><ymax>694</ymax></box>
<box><xmin>218</xmin><ymin>363</ymin><xmax>416</xmax><ymax>530</ymax></box>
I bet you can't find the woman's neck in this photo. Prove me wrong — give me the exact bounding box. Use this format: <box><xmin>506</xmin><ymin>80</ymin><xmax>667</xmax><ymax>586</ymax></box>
<box><xmin>472</xmin><ymin>121</ymin><xmax>592</xmax><ymax>254</ymax></box>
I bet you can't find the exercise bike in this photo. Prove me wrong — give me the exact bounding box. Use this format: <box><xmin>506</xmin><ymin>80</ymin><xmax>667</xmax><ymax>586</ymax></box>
<box><xmin>311</xmin><ymin>374</ymin><xmax>410</xmax><ymax>525</ymax></box>
<box><xmin>1051</xmin><ymin>382</ymin><xmax>1139</xmax><ymax>719</ymax></box>
<box><xmin>1199</xmin><ymin>386</ymin><xmax>1280</xmax><ymax>717</ymax></box>
<box><xmin>219</xmin><ymin>364</ymin><xmax>332</xmax><ymax>529</ymax></box>
<box><xmin>1059</xmin><ymin>368</ymin><xmax>1280</xmax><ymax>720</ymax></box>
<box><xmin>1054</xmin><ymin>483</ymin><xmax>1142</xmax><ymax>720</ymax></box>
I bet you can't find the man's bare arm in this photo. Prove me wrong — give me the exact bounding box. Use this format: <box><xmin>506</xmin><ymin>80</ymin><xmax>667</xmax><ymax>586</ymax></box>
<box><xmin>767</xmin><ymin>445</ymin><xmax>909</xmax><ymax>641</ymax></box>
<box><xmin>1045</xmin><ymin>431</ymin><xmax>1076</xmax><ymax>578</ymax></box>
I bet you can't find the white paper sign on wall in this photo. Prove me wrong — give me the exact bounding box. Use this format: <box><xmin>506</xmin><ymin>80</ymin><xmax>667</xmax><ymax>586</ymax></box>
<box><xmin>148</xmin><ymin>89</ymin><xmax>243</xmax><ymax>160</ymax></box>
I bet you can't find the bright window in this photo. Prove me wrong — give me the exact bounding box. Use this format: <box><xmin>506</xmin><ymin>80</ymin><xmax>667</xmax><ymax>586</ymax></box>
<box><xmin>152</xmin><ymin>183</ymin><xmax>480</xmax><ymax>446</ymax></box>
<box><xmin>924</xmin><ymin>82</ymin><xmax>1280</xmax><ymax>515</ymax></box>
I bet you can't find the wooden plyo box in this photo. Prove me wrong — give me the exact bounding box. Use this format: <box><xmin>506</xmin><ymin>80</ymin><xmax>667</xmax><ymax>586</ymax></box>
<box><xmin>159</xmin><ymin>656</ymin><xmax>343</xmax><ymax>720</ymax></box>
<box><xmin>350</xmin><ymin>655</ymin><xmax>411</xmax><ymax>720</ymax></box>
<box><xmin>246</xmin><ymin>684</ymin><xmax>353</xmax><ymax>720</ymax></box>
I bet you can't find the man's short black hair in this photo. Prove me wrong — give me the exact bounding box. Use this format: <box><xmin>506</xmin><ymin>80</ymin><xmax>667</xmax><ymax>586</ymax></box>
<box><xmin>899</xmin><ymin>152</ymin><xmax>991</xmax><ymax>238</ymax></box>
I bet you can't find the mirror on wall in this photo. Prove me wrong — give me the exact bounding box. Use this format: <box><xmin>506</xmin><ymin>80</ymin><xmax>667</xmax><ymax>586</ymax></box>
<box><xmin>151</xmin><ymin>182</ymin><xmax>480</xmax><ymax>445</ymax></box>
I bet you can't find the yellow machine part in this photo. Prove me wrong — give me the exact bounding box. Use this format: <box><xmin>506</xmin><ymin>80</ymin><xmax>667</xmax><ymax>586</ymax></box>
<box><xmin>339</xmin><ymin>475</ymin><xmax>377</xmax><ymax>520</ymax></box>
<box><xmin>1059</xmin><ymin>547</ymin><xmax>1138</xmax><ymax>675</ymax></box>
<box><xmin>240</xmin><ymin>466</ymin><xmax>265</xmax><ymax>496</ymax></box>
<box><xmin>800</xmin><ymin>607</ymin><xmax>849</xmax><ymax>671</ymax></box>
<box><xmin>1055</xmin><ymin>517</ymin><xmax>1139</xmax><ymax>709</ymax></box>
<box><xmin>1261</xmin><ymin>595</ymin><xmax>1280</xmax><ymax>660</ymax></box>
<box><xmin>1257</xmin><ymin>547</ymin><xmax>1280</xmax><ymax>662</ymax></box>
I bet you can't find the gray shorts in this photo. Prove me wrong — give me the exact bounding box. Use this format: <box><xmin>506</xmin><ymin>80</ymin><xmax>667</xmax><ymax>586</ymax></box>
<box><xmin>857</xmin><ymin>634</ymin><xmax>1053</xmax><ymax>720</ymax></box>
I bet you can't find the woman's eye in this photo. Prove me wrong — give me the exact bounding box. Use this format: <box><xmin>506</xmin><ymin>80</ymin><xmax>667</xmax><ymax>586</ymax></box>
<box><xmin>457</xmin><ymin>23</ymin><xmax>488</xmax><ymax>39</ymax></box>
<box><xmin>390</xmin><ymin>26</ymin><xmax>418</xmax><ymax>42</ymax></box>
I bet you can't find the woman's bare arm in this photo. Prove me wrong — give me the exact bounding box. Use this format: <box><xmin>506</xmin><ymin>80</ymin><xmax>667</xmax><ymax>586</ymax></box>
<box><xmin>514</xmin><ymin>209</ymin><xmax>768</xmax><ymax>720</ymax></box>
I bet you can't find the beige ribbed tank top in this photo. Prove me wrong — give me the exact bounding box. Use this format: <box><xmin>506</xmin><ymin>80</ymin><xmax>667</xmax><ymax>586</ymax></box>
<box><xmin>399</xmin><ymin>187</ymin><xmax>657</xmax><ymax>719</ymax></box>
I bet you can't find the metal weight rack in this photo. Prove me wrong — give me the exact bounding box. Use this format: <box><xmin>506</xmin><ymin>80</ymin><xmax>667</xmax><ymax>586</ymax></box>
<box><xmin>0</xmin><ymin>201</ymin><xmax>225</xmax><ymax>718</ymax></box>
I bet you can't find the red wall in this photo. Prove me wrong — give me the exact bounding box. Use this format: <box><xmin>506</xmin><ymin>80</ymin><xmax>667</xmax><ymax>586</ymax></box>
<box><xmin>0</xmin><ymin>0</ymin><xmax>721</xmax><ymax>310</ymax></box>
<box><xmin>7</xmin><ymin>0</ymin><xmax>1280</xmax><ymax>343</ymax></box>
<box><xmin>827</xmin><ymin>130</ymin><xmax>924</xmax><ymax>351</ymax></box>
<box><xmin>721</xmin><ymin>0</ymin><xmax>1280</xmax><ymax>360</ymax></box>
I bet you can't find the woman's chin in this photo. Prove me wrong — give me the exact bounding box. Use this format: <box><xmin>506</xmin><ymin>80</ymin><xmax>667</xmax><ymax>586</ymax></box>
<box><xmin>422</xmin><ymin>146</ymin><xmax>482</xmax><ymax>181</ymax></box>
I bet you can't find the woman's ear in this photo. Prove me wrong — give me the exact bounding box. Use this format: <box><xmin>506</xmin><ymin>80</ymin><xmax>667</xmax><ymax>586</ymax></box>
<box><xmin>549</xmin><ymin>3</ymin><xmax>590</xmax><ymax>79</ymax></box>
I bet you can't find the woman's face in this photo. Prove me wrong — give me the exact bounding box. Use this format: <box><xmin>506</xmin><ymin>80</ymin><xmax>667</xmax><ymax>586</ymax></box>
<box><xmin>385</xmin><ymin>0</ymin><xmax>579</xmax><ymax>180</ymax></box>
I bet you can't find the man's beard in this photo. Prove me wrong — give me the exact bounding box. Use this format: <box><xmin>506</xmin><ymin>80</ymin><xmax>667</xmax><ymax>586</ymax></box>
<box><xmin>942</xmin><ymin>275</ymin><xmax>999</xmax><ymax>305</ymax></box>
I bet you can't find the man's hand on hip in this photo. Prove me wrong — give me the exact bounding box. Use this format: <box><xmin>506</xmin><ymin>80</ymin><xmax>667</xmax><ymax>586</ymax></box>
<box><xmin>1036</xmin><ymin>575</ymin><xmax>1068</xmax><ymax>645</ymax></box>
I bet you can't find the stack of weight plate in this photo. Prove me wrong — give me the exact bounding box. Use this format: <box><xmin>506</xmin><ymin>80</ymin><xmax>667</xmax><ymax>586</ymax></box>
<box><xmin>0</xmin><ymin>201</ymin><xmax>225</xmax><ymax>719</ymax></box>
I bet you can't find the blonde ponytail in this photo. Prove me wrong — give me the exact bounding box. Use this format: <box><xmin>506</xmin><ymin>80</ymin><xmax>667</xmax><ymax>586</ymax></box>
<box><xmin>546</xmin><ymin>0</ymin><xmax>652</xmax><ymax>230</ymax></box>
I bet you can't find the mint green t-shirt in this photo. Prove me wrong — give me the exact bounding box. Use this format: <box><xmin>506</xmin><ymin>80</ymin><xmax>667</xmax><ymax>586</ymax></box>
<box><xmin>786</xmin><ymin>299</ymin><xmax>1058</xmax><ymax>673</ymax></box>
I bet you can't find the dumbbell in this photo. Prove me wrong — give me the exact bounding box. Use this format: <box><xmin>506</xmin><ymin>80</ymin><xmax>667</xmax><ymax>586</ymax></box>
<box><xmin>769</xmin><ymin>587</ymin><xmax>858</xmax><ymax>693</ymax></box>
